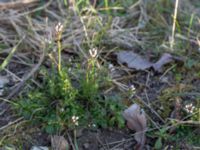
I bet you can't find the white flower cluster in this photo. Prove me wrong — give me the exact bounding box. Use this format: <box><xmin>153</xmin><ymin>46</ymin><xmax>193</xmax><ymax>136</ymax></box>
<box><xmin>89</xmin><ymin>48</ymin><xmax>97</xmax><ymax>58</ymax></box>
<box><xmin>129</xmin><ymin>85</ymin><xmax>136</xmax><ymax>91</ymax></box>
<box><xmin>55</xmin><ymin>22</ymin><xmax>64</xmax><ymax>33</ymax></box>
<box><xmin>129</xmin><ymin>84</ymin><xmax>136</xmax><ymax>98</ymax></box>
<box><xmin>72</xmin><ymin>116</ymin><xmax>79</xmax><ymax>126</ymax></box>
<box><xmin>88</xmin><ymin>123</ymin><xmax>96</xmax><ymax>128</ymax></box>
<box><xmin>184</xmin><ymin>103</ymin><xmax>195</xmax><ymax>114</ymax></box>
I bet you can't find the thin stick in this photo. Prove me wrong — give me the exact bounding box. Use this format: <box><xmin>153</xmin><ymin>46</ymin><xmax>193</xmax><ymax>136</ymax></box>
<box><xmin>1</xmin><ymin>0</ymin><xmax>52</xmax><ymax>20</ymax></box>
<box><xmin>96</xmin><ymin>135</ymin><xmax>108</xmax><ymax>150</ymax></box>
<box><xmin>0</xmin><ymin>0</ymin><xmax>39</xmax><ymax>10</ymax></box>
<box><xmin>159</xmin><ymin>64</ymin><xmax>176</xmax><ymax>81</ymax></box>
<box><xmin>135</xmin><ymin>95</ymin><xmax>165</xmax><ymax>123</ymax></box>
<box><xmin>67</xmin><ymin>132</ymin><xmax>76</xmax><ymax>150</ymax></box>
<box><xmin>0</xmin><ymin>117</ymin><xmax>23</xmax><ymax>131</ymax></box>
<box><xmin>6</xmin><ymin>49</ymin><xmax>45</xmax><ymax>99</ymax></box>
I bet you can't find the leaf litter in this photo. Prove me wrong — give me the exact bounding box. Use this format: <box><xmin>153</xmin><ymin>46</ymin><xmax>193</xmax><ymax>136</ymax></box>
<box><xmin>51</xmin><ymin>135</ymin><xmax>69</xmax><ymax>150</ymax></box>
<box><xmin>116</xmin><ymin>51</ymin><xmax>183</xmax><ymax>72</ymax></box>
<box><xmin>123</xmin><ymin>104</ymin><xmax>147</xmax><ymax>150</ymax></box>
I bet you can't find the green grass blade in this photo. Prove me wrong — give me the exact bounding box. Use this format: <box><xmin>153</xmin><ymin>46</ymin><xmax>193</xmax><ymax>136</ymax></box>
<box><xmin>0</xmin><ymin>37</ymin><xmax>24</xmax><ymax>71</ymax></box>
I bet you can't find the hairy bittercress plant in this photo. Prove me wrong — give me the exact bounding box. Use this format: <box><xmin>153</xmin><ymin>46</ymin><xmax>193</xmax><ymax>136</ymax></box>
<box><xmin>14</xmin><ymin>19</ymin><xmax>125</xmax><ymax>133</ymax></box>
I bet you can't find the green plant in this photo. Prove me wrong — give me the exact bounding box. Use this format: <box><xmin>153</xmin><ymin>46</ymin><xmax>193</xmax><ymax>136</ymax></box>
<box><xmin>12</xmin><ymin>1</ymin><xmax>128</xmax><ymax>135</ymax></box>
<box><xmin>79</xmin><ymin>49</ymin><xmax>99</xmax><ymax>100</ymax></box>
<box><xmin>15</xmin><ymin>65</ymin><xmax>125</xmax><ymax>133</ymax></box>
<box><xmin>14</xmin><ymin>46</ymin><xmax>125</xmax><ymax>133</ymax></box>
<box><xmin>87</xmin><ymin>95</ymin><xmax>125</xmax><ymax>128</ymax></box>
<box><xmin>190</xmin><ymin>99</ymin><xmax>200</xmax><ymax>122</ymax></box>
<box><xmin>77</xmin><ymin>48</ymin><xmax>125</xmax><ymax>128</ymax></box>
<box><xmin>55</xmin><ymin>22</ymin><xmax>64</xmax><ymax>74</ymax></box>
<box><xmin>153</xmin><ymin>128</ymin><xmax>170</xmax><ymax>150</ymax></box>
<box><xmin>170</xmin><ymin>125</ymin><xmax>200</xmax><ymax>147</ymax></box>
<box><xmin>16</xmin><ymin>69</ymin><xmax>83</xmax><ymax>133</ymax></box>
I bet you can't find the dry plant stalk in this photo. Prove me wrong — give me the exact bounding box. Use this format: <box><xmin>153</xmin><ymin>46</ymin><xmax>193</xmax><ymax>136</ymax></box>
<box><xmin>170</xmin><ymin>0</ymin><xmax>179</xmax><ymax>49</ymax></box>
<box><xmin>0</xmin><ymin>0</ymin><xmax>39</xmax><ymax>10</ymax></box>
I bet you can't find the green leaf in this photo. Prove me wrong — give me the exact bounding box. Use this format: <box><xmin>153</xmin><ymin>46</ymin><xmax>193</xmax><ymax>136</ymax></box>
<box><xmin>185</xmin><ymin>58</ymin><xmax>197</xmax><ymax>68</ymax></box>
<box><xmin>154</xmin><ymin>137</ymin><xmax>162</xmax><ymax>150</ymax></box>
<box><xmin>45</xmin><ymin>124</ymin><xmax>56</xmax><ymax>134</ymax></box>
<box><xmin>0</xmin><ymin>38</ymin><xmax>24</xmax><ymax>71</ymax></box>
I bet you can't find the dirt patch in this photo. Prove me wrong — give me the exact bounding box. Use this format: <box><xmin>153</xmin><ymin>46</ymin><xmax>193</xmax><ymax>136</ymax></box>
<box><xmin>77</xmin><ymin>129</ymin><xmax>132</xmax><ymax>150</ymax></box>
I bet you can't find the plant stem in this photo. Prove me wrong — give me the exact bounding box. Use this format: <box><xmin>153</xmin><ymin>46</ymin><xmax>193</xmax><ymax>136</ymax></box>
<box><xmin>170</xmin><ymin>0</ymin><xmax>179</xmax><ymax>50</ymax></box>
<box><xmin>58</xmin><ymin>34</ymin><xmax>62</xmax><ymax>74</ymax></box>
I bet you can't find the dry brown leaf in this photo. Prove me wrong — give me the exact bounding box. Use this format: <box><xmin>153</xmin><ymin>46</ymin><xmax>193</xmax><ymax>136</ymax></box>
<box><xmin>116</xmin><ymin>51</ymin><xmax>153</xmax><ymax>70</ymax></box>
<box><xmin>116</xmin><ymin>51</ymin><xmax>182</xmax><ymax>72</ymax></box>
<box><xmin>152</xmin><ymin>53</ymin><xmax>173</xmax><ymax>72</ymax></box>
<box><xmin>51</xmin><ymin>135</ymin><xmax>69</xmax><ymax>150</ymax></box>
<box><xmin>123</xmin><ymin>104</ymin><xmax>147</xmax><ymax>150</ymax></box>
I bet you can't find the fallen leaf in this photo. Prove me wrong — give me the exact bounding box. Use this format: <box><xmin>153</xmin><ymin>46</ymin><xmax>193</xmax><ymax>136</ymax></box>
<box><xmin>152</xmin><ymin>53</ymin><xmax>173</xmax><ymax>72</ymax></box>
<box><xmin>51</xmin><ymin>135</ymin><xmax>69</xmax><ymax>150</ymax></box>
<box><xmin>123</xmin><ymin>104</ymin><xmax>147</xmax><ymax>150</ymax></box>
<box><xmin>116</xmin><ymin>51</ymin><xmax>181</xmax><ymax>72</ymax></box>
<box><xmin>116</xmin><ymin>51</ymin><xmax>153</xmax><ymax>70</ymax></box>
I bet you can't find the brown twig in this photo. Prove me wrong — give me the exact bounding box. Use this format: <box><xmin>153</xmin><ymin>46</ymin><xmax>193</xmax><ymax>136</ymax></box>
<box><xmin>6</xmin><ymin>49</ymin><xmax>45</xmax><ymax>99</ymax></box>
<box><xmin>0</xmin><ymin>117</ymin><xmax>23</xmax><ymax>131</ymax></box>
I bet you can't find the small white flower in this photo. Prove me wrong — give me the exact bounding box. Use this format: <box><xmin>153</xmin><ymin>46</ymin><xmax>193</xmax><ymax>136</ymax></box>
<box><xmin>89</xmin><ymin>48</ymin><xmax>97</xmax><ymax>58</ymax></box>
<box><xmin>55</xmin><ymin>22</ymin><xmax>63</xmax><ymax>33</ymax></box>
<box><xmin>184</xmin><ymin>103</ymin><xmax>195</xmax><ymax>113</ymax></box>
<box><xmin>44</xmin><ymin>38</ymin><xmax>52</xmax><ymax>44</ymax></box>
<box><xmin>88</xmin><ymin>123</ymin><xmax>96</xmax><ymax>128</ymax></box>
<box><xmin>53</xmin><ymin>47</ymin><xmax>57</xmax><ymax>52</ymax></box>
<box><xmin>72</xmin><ymin>116</ymin><xmax>79</xmax><ymax>126</ymax></box>
<box><xmin>129</xmin><ymin>85</ymin><xmax>135</xmax><ymax>91</ymax></box>
<box><xmin>128</xmin><ymin>85</ymin><xmax>136</xmax><ymax>97</ymax></box>
<box><xmin>60</xmin><ymin>108</ymin><xmax>64</xmax><ymax>112</ymax></box>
